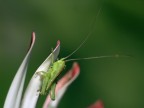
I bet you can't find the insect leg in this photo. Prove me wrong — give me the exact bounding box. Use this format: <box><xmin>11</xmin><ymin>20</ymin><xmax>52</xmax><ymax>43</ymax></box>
<box><xmin>40</xmin><ymin>73</ymin><xmax>50</xmax><ymax>95</ymax></box>
<box><xmin>50</xmin><ymin>81</ymin><xmax>57</xmax><ymax>100</ymax></box>
<box><xmin>35</xmin><ymin>71</ymin><xmax>45</xmax><ymax>78</ymax></box>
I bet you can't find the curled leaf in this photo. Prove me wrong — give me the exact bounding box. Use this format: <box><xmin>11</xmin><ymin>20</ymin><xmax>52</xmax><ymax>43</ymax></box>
<box><xmin>21</xmin><ymin>40</ymin><xmax>60</xmax><ymax>108</ymax></box>
<box><xmin>43</xmin><ymin>62</ymin><xmax>80</xmax><ymax>108</ymax></box>
<box><xmin>4</xmin><ymin>32</ymin><xmax>35</xmax><ymax>108</ymax></box>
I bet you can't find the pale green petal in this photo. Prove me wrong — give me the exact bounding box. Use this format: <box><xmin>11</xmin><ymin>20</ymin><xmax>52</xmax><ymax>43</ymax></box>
<box><xmin>4</xmin><ymin>32</ymin><xmax>35</xmax><ymax>108</ymax></box>
<box><xmin>21</xmin><ymin>40</ymin><xmax>60</xmax><ymax>108</ymax></box>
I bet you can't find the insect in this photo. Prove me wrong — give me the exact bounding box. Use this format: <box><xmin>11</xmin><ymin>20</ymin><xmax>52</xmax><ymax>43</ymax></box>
<box><xmin>36</xmin><ymin>8</ymin><xmax>123</xmax><ymax>100</ymax></box>
<box><xmin>36</xmin><ymin>34</ymin><xmax>119</xmax><ymax>100</ymax></box>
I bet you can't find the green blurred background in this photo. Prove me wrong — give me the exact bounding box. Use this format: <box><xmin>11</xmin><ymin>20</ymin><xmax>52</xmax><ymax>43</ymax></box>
<box><xmin>0</xmin><ymin>0</ymin><xmax>144</xmax><ymax>108</ymax></box>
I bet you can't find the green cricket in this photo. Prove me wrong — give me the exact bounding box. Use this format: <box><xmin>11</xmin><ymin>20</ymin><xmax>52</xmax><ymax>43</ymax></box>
<box><xmin>36</xmin><ymin>8</ymin><xmax>123</xmax><ymax>101</ymax></box>
<box><xmin>37</xmin><ymin>9</ymin><xmax>100</xmax><ymax>101</ymax></box>
<box><xmin>36</xmin><ymin>35</ymin><xmax>119</xmax><ymax>100</ymax></box>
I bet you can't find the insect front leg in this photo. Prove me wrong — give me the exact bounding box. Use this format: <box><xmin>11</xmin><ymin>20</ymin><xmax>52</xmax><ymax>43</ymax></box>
<box><xmin>35</xmin><ymin>71</ymin><xmax>50</xmax><ymax>95</ymax></box>
<box><xmin>40</xmin><ymin>73</ymin><xmax>51</xmax><ymax>95</ymax></box>
<box><xmin>34</xmin><ymin>71</ymin><xmax>45</xmax><ymax>79</ymax></box>
<box><xmin>34</xmin><ymin>71</ymin><xmax>46</xmax><ymax>93</ymax></box>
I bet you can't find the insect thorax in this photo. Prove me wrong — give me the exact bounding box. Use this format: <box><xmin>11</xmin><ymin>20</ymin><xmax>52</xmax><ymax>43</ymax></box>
<box><xmin>52</xmin><ymin>58</ymin><xmax>65</xmax><ymax>73</ymax></box>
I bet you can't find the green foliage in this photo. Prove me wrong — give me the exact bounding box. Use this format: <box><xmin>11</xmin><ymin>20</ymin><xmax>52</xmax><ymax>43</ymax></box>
<box><xmin>0</xmin><ymin>0</ymin><xmax>144</xmax><ymax>108</ymax></box>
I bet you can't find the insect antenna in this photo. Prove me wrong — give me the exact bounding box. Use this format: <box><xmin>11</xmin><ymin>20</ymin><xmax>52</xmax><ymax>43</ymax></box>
<box><xmin>65</xmin><ymin>54</ymin><xmax>128</xmax><ymax>62</ymax></box>
<box><xmin>64</xmin><ymin>33</ymin><xmax>90</xmax><ymax>60</ymax></box>
<box><xmin>64</xmin><ymin>8</ymin><xmax>102</xmax><ymax>60</ymax></box>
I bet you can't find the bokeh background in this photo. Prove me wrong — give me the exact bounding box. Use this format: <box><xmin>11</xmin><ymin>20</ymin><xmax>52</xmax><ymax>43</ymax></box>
<box><xmin>0</xmin><ymin>0</ymin><xmax>144</xmax><ymax>108</ymax></box>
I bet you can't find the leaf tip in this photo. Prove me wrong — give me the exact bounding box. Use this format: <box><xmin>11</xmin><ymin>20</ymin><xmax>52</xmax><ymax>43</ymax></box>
<box><xmin>72</xmin><ymin>62</ymin><xmax>80</xmax><ymax>78</ymax></box>
<box><xmin>57</xmin><ymin>40</ymin><xmax>60</xmax><ymax>47</ymax></box>
<box><xmin>88</xmin><ymin>100</ymin><xmax>104</xmax><ymax>108</ymax></box>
